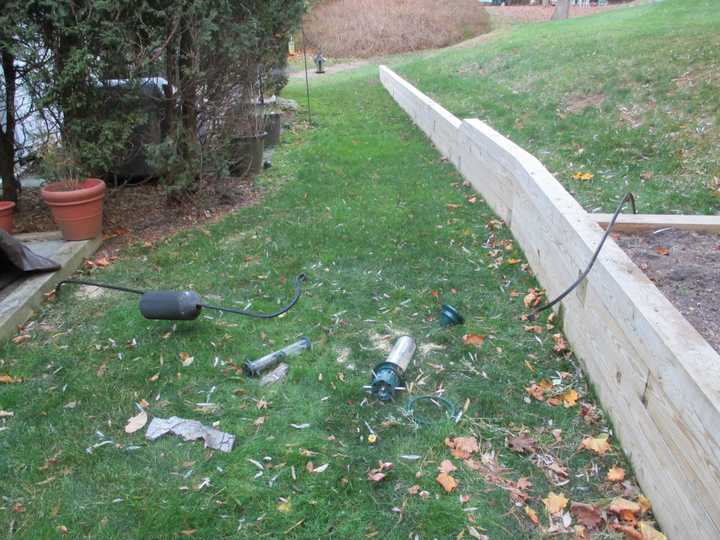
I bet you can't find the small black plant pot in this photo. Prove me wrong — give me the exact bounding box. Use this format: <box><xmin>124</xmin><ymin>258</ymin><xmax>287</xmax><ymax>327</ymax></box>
<box><xmin>264</xmin><ymin>112</ymin><xmax>283</xmax><ymax>147</ymax></box>
<box><xmin>230</xmin><ymin>132</ymin><xmax>267</xmax><ymax>176</ymax></box>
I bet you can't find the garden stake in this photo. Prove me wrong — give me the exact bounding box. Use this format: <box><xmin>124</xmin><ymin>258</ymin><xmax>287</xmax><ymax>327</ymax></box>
<box><xmin>366</xmin><ymin>335</ymin><xmax>416</xmax><ymax>401</ymax></box>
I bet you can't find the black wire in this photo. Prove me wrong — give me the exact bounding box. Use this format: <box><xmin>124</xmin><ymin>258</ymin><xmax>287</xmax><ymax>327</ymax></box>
<box><xmin>57</xmin><ymin>279</ymin><xmax>146</xmax><ymax>295</ymax></box>
<box><xmin>56</xmin><ymin>273</ymin><xmax>308</xmax><ymax>319</ymax></box>
<box><xmin>528</xmin><ymin>193</ymin><xmax>636</xmax><ymax>320</ymax></box>
<box><xmin>200</xmin><ymin>273</ymin><xmax>307</xmax><ymax>319</ymax></box>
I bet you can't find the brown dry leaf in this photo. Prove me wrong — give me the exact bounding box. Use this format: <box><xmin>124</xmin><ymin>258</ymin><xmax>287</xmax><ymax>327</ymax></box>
<box><xmin>655</xmin><ymin>247</ymin><xmax>670</xmax><ymax>256</ymax></box>
<box><xmin>524</xmin><ymin>325</ymin><xmax>544</xmax><ymax>334</ymax></box>
<box><xmin>11</xmin><ymin>334</ymin><xmax>31</xmax><ymax>344</ymax></box>
<box><xmin>640</xmin><ymin>171</ymin><xmax>654</xmax><ymax>182</ymax></box>
<box><xmin>179</xmin><ymin>352</ymin><xmax>194</xmax><ymax>367</ymax></box>
<box><xmin>436</xmin><ymin>471</ymin><xmax>458</xmax><ymax>493</ymax></box>
<box><xmin>638</xmin><ymin>495</ymin><xmax>652</xmax><ymax>515</ymax></box>
<box><xmin>0</xmin><ymin>375</ymin><xmax>22</xmax><ymax>384</ymax></box>
<box><xmin>639</xmin><ymin>521</ymin><xmax>667</xmax><ymax>540</ymax></box>
<box><xmin>525</xmin><ymin>505</ymin><xmax>540</xmax><ymax>525</ymax></box>
<box><xmin>526</xmin><ymin>384</ymin><xmax>546</xmax><ymax>401</ymax></box>
<box><xmin>571</xmin><ymin>502</ymin><xmax>604</xmax><ymax>530</ymax></box>
<box><xmin>581</xmin><ymin>433</ymin><xmax>611</xmax><ymax>455</ymax></box>
<box><xmin>96</xmin><ymin>362</ymin><xmax>108</xmax><ymax>377</ymax></box>
<box><xmin>543</xmin><ymin>491</ymin><xmax>568</xmax><ymax>515</ymax></box>
<box><xmin>447</xmin><ymin>203</ymin><xmax>462</xmax><ymax>211</ymax></box>
<box><xmin>523</xmin><ymin>288</ymin><xmax>543</xmax><ymax>309</ymax></box>
<box><xmin>94</xmin><ymin>256</ymin><xmax>111</xmax><ymax>267</ymax></box>
<box><xmin>254</xmin><ymin>416</ymin><xmax>266</xmax><ymax>427</ymax></box>
<box><xmin>148</xmin><ymin>372</ymin><xmax>160</xmax><ymax>382</ymax></box>
<box><xmin>552</xmin><ymin>333</ymin><xmax>569</xmax><ymax>353</ymax></box>
<box><xmin>124</xmin><ymin>410</ymin><xmax>148</xmax><ymax>434</ymax></box>
<box><xmin>56</xmin><ymin>525</ymin><xmax>69</xmax><ymax>535</ymax></box>
<box><xmin>438</xmin><ymin>459</ymin><xmax>457</xmax><ymax>474</ymax></box>
<box><xmin>507</xmin><ymin>258</ymin><xmax>522</xmax><ymax>265</ymax></box>
<box><xmin>407</xmin><ymin>484</ymin><xmax>421</xmax><ymax>495</ymax></box>
<box><xmin>508</xmin><ymin>434</ymin><xmax>537</xmax><ymax>454</ymax></box>
<box><xmin>612</xmin><ymin>524</ymin><xmax>642</xmax><ymax>540</ymax></box>
<box><xmin>562</xmin><ymin>389</ymin><xmax>579</xmax><ymax>408</ymax></box>
<box><xmin>446</xmin><ymin>436</ymin><xmax>480</xmax><ymax>459</ymax></box>
<box><xmin>180</xmin><ymin>530</ymin><xmax>197</xmax><ymax>537</ymax></box>
<box><xmin>609</xmin><ymin>497</ymin><xmax>641</xmax><ymax>515</ymax></box>
<box><xmin>467</xmin><ymin>196</ymin><xmax>477</xmax><ymax>204</ymax></box>
<box><xmin>368</xmin><ymin>461</ymin><xmax>393</xmax><ymax>482</ymax></box>
<box><xmin>607</xmin><ymin>465</ymin><xmax>626</xmax><ymax>482</ymax></box>
<box><xmin>463</xmin><ymin>334</ymin><xmax>485</xmax><ymax>347</ymax></box>
<box><xmin>256</xmin><ymin>399</ymin><xmax>268</xmax><ymax>410</ymax></box>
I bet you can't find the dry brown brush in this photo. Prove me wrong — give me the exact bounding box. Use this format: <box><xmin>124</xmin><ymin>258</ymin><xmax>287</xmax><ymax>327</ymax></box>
<box><xmin>302</xmin><ymin>0</ymin><xmax>491</xmax><ymax>58</ymax></box>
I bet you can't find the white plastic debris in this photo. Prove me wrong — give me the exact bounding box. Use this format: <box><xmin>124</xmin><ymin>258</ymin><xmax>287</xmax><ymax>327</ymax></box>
<box><xmin>145</xmin><ymin>416</ymin><xmax>235</xmax><ymax>453</ymax></box>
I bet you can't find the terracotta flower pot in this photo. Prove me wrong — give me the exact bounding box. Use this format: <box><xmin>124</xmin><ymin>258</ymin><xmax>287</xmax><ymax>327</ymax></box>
<box><xmin>41</xmin><ymin>178</ymin><xmax>106</xmax><ymax>241</ymax></box>
<box><xmin>0</xmin><ymin>201</ymin><xmax>15</xmax><ymax>234</ymax></box>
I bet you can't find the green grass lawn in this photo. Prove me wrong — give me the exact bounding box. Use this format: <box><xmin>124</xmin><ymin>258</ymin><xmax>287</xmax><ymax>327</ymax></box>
<box><xmin>393</xmin><ymin>0</ymin><xmax>720</xmax><ymax>215</ymax></box>
<box><xmin>1</xmin><ymin>61</ymin><xmax>651</xmax><ymax>540</ymax></box>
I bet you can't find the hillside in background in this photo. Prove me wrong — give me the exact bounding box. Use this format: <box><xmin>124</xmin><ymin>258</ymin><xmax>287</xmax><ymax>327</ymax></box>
<box><xmin>394</xmin><ymin>0</ymin><xmax>719</xmax><ymax>214</ymax></box>
<box><xmin>302</xmin><ymin>0</ymin><xmax>491</xmax><ymax>58</ymax></box>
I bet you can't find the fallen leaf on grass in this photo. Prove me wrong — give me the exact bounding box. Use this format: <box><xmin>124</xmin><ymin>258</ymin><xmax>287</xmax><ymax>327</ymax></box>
<box><xmin>638</xmin><ymin>495</ymin><xmax>652</xmax><ymax>514</ymax></box>
<box><xmin>254</xmin><ymin>416</ymin><xmax>266</xmax><ymax>427</ymax></box>
<box><xmin>445</xmin><ymin>436</ymin><xmax>480</xmax><ymax>459</ymax></box>
<box><xmin>581</xmin><ymin>433</ymin><xmax>611</xmax><ymax>455</ymax></box>
<box><xmin>148</xmin><ymin>373</ymin><xmax>160</xmax><ymax>382</ymax></box>
<box><xmin>508</xmin><ymin>434</ymin><xmax>537</xmax><ymax>454</ymax></box>
<box><xmin>311</xmin><ymin>463</ymin><xmax>329</xmax><ymax>474</ymax></box>
<box><xmin>525</xmin><ymin>505</ymin><xmax>540</xmax><ymax>525</ymax></box>
<box><xmin>180</xmin><ymin>530</ymin><xmax>197</xmax><ymax>537</ymax></box>
<box><xmin>611</xmin><ymin>524</ymin><xmax>642</xmax><ymax>540</ymax></box>
<box><xmin>277</xmin><ymin>498</ymin><xmax>292</xmax><ymax>513</ymax></box>
<box><xmin>447</xmin><ymin>203</ymin><xmax>462</xmax><ymax>211</ymax></box>
<box><xmin>553</xmin><ymin>333</ymin><xmax>569</xmax><ymax>353</ymax></box>
<box><xmin>607</xmin><ymin>465</ymin><xmax>626</xmax><ymax>482</ymax></box>
<box><xmin>526</xmin><ymin>384</ymin><xmax>546</xmax><ymax>401</ymax></box>
<box><xmin>562</xmin><ymin>389</ymin><xmax>579</xmax><ymax>408</ymax></box>
<box><xmin>524</xmin><ymin>325</ymin><xmax>544</xmax><ymax>334</ymax></box>
<box><xmin>523</xmin><ymin>288</ymin><xmax>543</xmax><ymax>309</ymax></box>
<box><xmin>0</xmin><ymin>375</ymin><xmax>22</xmax><ymax>384</ymax></box>
<box><xmin>467</xmin><ymin>196</ymin><xmax>477</xmax><ymax>204</ymax></box>
<box><xmin>609</xmin><ymin>498</ymin><xmax>641</xmax><ymax>516</ymax></box>
<box><xmin>408</xmin><ymin>484</ymin><xmax>421</xmax><ymax>495</ymax></box>
<box><xmin>467</xmin><ymin>526</ymin><xmax>488</xmax><ymax>540</ymax></box>
<box><xmin>438</xmin><ymin>460</ymin><xmax>457</xmax><ymax>474</ymax></box>
<box><xmin>368</xmin><ymin>461</ymin><xmax>393</xmax><ymax>482</ymax></box>
<box><xmin>572</xmin><ymin>172</ymin><xmax>594</xmax><ymax>181</ymax></box>
<box><xmin>463</xmin><ymin>334</ymin><xmax>485</xmax><ymax>347</ymax></box>
<box><xmin>11</xmin><ymin>334</ymin><xmax>31</xmax><ymax>345</ymax></box>
<box><xmin>639</xmin><ymin>521</ymin><xmax>667</xmax><ymax>540</ymax></box>
<box><xmin>571</xmin><ymin>502</ymin><xmax>604</xmax><ymax>530</ymax></box>
<box><xmin>179</xmin><ymin>352</ymin><xmax>194</xmax><ymax>367</ymax></box>
<box><xmin>56</xmin><ymin>525</ymin><xmax>69</xmax><ymax>535</ymax></box>
<box><xmin>124</xmin><ymin>410</ymin><xmax>148</xmax><ymax>434</ymax></box>
<box><xmin>543</xmin><ymin>491</ymin><xmax>568</xmax><ymax>515</ymax></box>
<box><xmin>655</xmin><ymin>247</ymin><xmax>670</xmax><ymax>256</ymax></box>
<box><xmin>436</xmin><ymin>471</ymin><xmax>458</xmax><ymax>492</ymax></box>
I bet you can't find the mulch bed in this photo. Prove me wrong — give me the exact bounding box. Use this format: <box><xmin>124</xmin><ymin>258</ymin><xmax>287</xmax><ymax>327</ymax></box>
<box><xmin>12</xmin><ymin>175</ymin><xmax>261</xmax><ymax>257</ymax></box>
<box><xmin>616</xmin><ymin>228</ymin><xmax>720</xmax><ymax>354</ymax></box>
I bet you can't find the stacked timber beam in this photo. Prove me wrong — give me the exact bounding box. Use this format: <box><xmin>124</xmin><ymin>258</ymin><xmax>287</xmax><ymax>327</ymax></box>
<box><xmin>379</xmin><ymin>65</ymin><xmax>720</xmax><ymax>540</ymax></box>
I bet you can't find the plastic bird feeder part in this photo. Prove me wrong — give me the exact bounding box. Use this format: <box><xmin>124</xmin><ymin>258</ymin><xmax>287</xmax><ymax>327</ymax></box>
<box><xmin>440</xmin><ymin>304</ymin><xmax>464</xmax><ymax>327</ymax></box>
<box><xmin>139</xmin><ymin>291</ymin><xmax>203</xmax><ymax>320</ymax></box>
<box><xmin>370</xmin><ymin>336</ymin><xmax>416</xmax><ymax>401</ymax></box>
<box><xmin>244</xmin><ymin>338</ymin><xmax>312</xmax><ymax>376</ymax></box>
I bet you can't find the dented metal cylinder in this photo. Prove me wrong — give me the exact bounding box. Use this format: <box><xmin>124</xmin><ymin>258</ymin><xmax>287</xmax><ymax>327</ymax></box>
<box><xmin>139</xmin><ymin>291</ymin><xmax>203</xmax><ymax>320</ymax></box>
<box><xmin>244</xmin><ymin>337</ymin><xmax>311</xmax><ymax>376</ymax></box>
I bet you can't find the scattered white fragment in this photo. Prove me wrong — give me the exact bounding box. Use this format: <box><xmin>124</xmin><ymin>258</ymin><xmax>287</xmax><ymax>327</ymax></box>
<box><xmin>290</xmin><ymin>423</ymin><xmax>310</xmax><ymax>430</ymax></box>
<box><xmin>145</xmin><ymin>416</ymin><xmax>235</xmax><ymax>453</ymax></box>
<box><xmin>400</xmin><ymin>454</ymin><xmax>421</xmax><ymax>461</ymax></box>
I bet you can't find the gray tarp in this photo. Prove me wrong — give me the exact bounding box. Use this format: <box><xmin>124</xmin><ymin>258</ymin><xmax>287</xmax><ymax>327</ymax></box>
<box><xmin>0</xmin><ymin>230</ymin><xmax>60</xmax><ymax>289</ymax></box>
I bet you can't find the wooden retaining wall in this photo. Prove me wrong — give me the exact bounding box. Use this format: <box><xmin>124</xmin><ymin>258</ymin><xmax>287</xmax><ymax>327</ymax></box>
<box><xmin>380</xmin><ymin>65</ymin><xmax>720</xmax><ymax>539</ymax></box>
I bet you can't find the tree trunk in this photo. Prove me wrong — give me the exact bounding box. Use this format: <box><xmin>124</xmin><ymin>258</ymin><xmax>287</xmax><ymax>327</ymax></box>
<box><xmin>552</xmin><ymin>0</ymin><xmax>571</xmax><ymax>20</ymax></box>
<box><xmin>1</xmin><ymin>48</ymin><xmax>18</xmax><ymax>203</ymax></box>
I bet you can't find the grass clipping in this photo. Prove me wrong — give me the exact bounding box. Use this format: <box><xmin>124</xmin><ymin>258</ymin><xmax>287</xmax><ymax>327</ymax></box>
<box><xmin>302</xmin><ymin>0</ymin><xmax>491</xmax><ymax>58</ymax></box>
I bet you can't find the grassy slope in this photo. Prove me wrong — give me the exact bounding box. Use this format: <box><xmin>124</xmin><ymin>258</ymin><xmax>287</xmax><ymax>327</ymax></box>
<box><xmin>393</xmin><ymin>0</ymin><xmax>720</xmax><ymax>214</ymax></box>
<box><xmin>1</xmin><ymin>71</ymin><xmax>638</xmax><ymax>538</ymax></box>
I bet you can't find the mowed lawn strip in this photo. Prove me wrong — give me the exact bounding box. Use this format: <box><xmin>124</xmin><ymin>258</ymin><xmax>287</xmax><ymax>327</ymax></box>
<box><xmin>0</xmin><ymin>65</ymin><xmax>639</xmax><ymax>538</ymax></box>
<box><xmin>393</xmin><ymin>0</ymin><xmax>720</xmax><ymax>215</ymax></box>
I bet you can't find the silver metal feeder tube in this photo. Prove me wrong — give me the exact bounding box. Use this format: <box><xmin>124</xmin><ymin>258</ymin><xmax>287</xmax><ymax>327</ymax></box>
<box><xmin>244</xmin><ymin>337</ymin><xmax>311</xmax><ymax>376</ymax></box>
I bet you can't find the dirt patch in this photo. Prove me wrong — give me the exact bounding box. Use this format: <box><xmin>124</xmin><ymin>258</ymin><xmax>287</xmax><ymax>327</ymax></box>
<box><xmin>565</xmin><ymin>92</ymin><xmax>606</xmax><ymax>114</ymax></box>
<box><xmin>12</xmin><ymin>175</ymin><xmax>261</xmax><ymax>258</ymax></box>
<box><xmin>616</xmin><ymin>229</ymin><xmax>720</xmax><ymax>353</ymax></box>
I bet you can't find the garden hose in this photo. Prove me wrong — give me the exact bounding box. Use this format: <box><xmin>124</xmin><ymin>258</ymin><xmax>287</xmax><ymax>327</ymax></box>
<box><xmin>404</xmin><ymin>395</ymin><xmax>460</xmax><ymax>426</ymax></box>
<box><xmin>529</xmin><ymin>192</ymin><xmax>636</xmax><ymax>319</ymax></box>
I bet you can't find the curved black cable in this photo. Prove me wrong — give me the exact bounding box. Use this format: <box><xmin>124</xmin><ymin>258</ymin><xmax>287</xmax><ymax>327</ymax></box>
<box><xmin>56</xmin><ymin>273</ymin><xmax>307</xmax><ymax>319</ymax></box>
<box><xmin>528</xmin><ymin>193</ymin><xmax>636</xmax><ymax>320</ymax></box>
<box><xmin>200</xmin><ymin>273</ymin><xmax>307</xmax><ymax>319</ymax></box>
